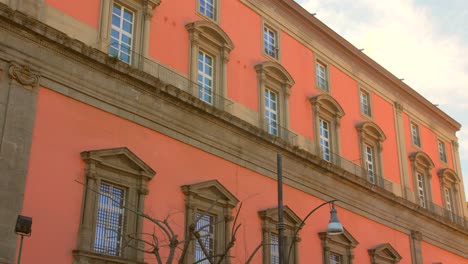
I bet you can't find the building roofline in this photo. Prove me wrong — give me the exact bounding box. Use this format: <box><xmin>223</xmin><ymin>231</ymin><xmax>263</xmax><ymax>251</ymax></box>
<box><xmin>280</xmin><ymin>0</ymin><xmax>461</xmax><ymax>131</ymax></box>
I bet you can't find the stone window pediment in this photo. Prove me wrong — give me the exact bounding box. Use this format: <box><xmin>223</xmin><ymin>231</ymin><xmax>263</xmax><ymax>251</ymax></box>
<box><xmin>368</xmin><ymin>243</ymin><xmax>402</xmax><ymax>264</ymax></box>
<box><xmin>319</xmin><ymin>228</ymin><xmax>358</xmax><ymax>264</ymax></box>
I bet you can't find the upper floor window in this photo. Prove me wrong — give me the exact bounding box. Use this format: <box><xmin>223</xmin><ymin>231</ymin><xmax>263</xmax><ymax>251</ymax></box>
<box><xmin>75</xmin><ymin>147</ymin><xmax>155</xmax><ymax>263</ymax></box>
<box><xmin>315</xmin><ymin>61</ymin><xmax>329</xmax><ymax>92</ymax></box>
<box><xmin>265</xmin><ymin>88</ymin><xmax>279</xmax><ymax>136</ymax></box>
<box><xmin>438</xmin><ymin>168</ymin><xmax>462</xmax><ymax>223</ymax></box>
<box><xmin>437</xmin><ymin>140</ymin><xmax>447</xmax><ymax>163</ymax></box>
<box><xmin>356</xmin><ymin>121</ymin><xmax>386</xmax><ymax>186</ymax></box>
<box><xmin>255</xmin><ymin>61</ymin><xmax>295</xmax><ymax>140</ymax></box>
<box><xmin>110</xmin><ymin>3</ymin><xmax>134</xmax><ymax>64</ymax></box>
<box><xmin>320</xmin><ymin>119</ymin><xmax>331</xmax><ymax>162</ymax></box>
<box><xmin>259</xmin><ymin>206</ymin><xmax>302</xmax><ymax>264</ymax></box>
<box><xmin>181</xmin><ymin>180</ymin><xmax>239</xmax><ymax>264</ymax></box>
<box><xmin>99</xmin><ymin>0</ymin><xmax>160</xmax><ymax>67</ymax></box>
<box><xmin>186</xmin><ymin>21</ymin><xmax>234</xmax><ymax>109</ymax></box>
<box><xmin>409</xmin><ymin>151</ymin><xmax>434</xmax><ymax>209</ymax></box>
<box><xmin>198</xmin><ymin>51</ymin><xmax>215</xmax><ymax>104</ymax></box>
<box><xmin>263</xmin><ymin>24</ymin><xmax>279</xmax><ymax>59</ymax></box>
<box><xmin>198</xmin><ymin>0</ymin><xmax>217</xmax><ymax>21</ymax></box>
<box><xmin>410</xmin><ymin>123</ymin><xmax>421</xmax><ymax>147</ymax></box>
<box><xmin>310</xmin><ymin>94</ymin><xmax>345</xmax><ymax>163</ymax></box>
<box><xmin>319</xmin><ymin>228</ymin><xmax>358</xmax><ymax>264</ymax></box>
<box><xmin>359</xmin><ymin>89</ymin><xmax>372</xmax><ymax>117</ymax></box>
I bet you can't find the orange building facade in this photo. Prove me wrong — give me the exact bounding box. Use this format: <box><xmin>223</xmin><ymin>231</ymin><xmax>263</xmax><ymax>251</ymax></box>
<box><xmin>0</xmin><ymin>0</ymin><xmax>467</xmax><ymax>264</ymax></box>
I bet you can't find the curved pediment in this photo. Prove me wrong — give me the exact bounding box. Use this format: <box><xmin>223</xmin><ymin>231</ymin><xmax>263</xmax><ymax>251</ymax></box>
<box><xmin>309</xmin><ymin>94</ymin><xmax>345</xmax><ymax>118</ymax></box>
<box><xmin>409</xmin><ymin>151</ymin><xmax>434</xmax><ymax>169</ymax></box>
<box><xmin>255</xmin><ymin>61</ymin><xmax>295</xmax><ymax>87</ymax></box>
<box><xmin>185</xmin><ymin>20</ymin><xmax>234</xmax><ymax>51</ymax></box>
<box><xmin>437</xmin><ymin>168</ymin><xmax>459</xmax><ymax>183</ymax></box>
<box><xmin>356</xmin><ymin>121</ymin><xmax>386</xmax><ymax>141</ymax></box>
<box><xmin>81</xmin><ymin>147</ymin><xmax>155</xmax><ymax>180</ymax></box>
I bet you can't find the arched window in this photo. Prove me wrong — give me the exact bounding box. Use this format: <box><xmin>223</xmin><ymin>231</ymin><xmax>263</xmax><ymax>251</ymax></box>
<box><xmin>186</xmin><ymin>20</ymin><xmax>234</xmax><ymax>108</ymax></box>
<box><xmin>437</xmin><ymin>168</ymin><xmax>462</xmax><ymax>223</ymax></box>
<box><xmin>409</xmin><ymin>151</ymin><xmax>434</xmax><ymax>209</ymax></box>
<box><xmin>255</xmin><ymin>61</ymin><xmax>295</xmax><ymax>140</ymax></box>
<box><xmin>309</xmin><ymin>94</ymin><xmax>344</xmax><ymax>163</ymax></box>
<box><xmin>356</xmin><ymin>122</ymin><xmax>386</xmax><ymax>185</ymax></box>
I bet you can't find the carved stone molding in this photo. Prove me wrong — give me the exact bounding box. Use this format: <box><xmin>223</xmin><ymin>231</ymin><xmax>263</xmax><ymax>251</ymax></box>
<box><xmin>8</xmin><ymin>62</ymin><xmax>40</xmax><ymax>89</ymax></box>
<box><xmin>411</xmin><ymin>230</ymin><xmax>423</xmax><ymax>241</ymax></box>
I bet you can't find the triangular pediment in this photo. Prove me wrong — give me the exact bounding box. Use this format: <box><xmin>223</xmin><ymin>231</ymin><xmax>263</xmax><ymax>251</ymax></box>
<box><xmin>319</xmin><ymin>228</ymin><xmax>358</xmax><ymax>248</ymax></box>
<box><xmin>81</xmin><ymin>147</ymin><xmax>155</xmax><ymax>180</ymax></box>
<box><xmin>258</xmin><ymin>206</ymin><xmax>302</xmax><ymax>229</ymax></box>
<box><xmin>181</xmin><ymin>180</ymin><xmax>239</xmax><ymax>208</ymax></box>
<box><xmin>368</xmin><ymin>243</ymin><xmax>402</xmax><ymax>263</ymax></box>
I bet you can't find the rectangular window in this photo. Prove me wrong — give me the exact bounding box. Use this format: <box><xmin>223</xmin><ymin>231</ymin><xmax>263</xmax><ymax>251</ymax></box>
<box><xmin>316</xmin><ymin>62</ymin><xmax>328</xmax><ymax>92</ymax></box>
<box><xmin>265</xmin><ymin>89</ymin><xmax>279</xmax><ymax>136</ymax></box>
<box><xmin>109</xmin><ymin>3</ymin><xmax>134</xmax><ymax>64</ymax></box>
<box><xmin>365</xmin><ymin>145</ymin><xmax>376</xmax><ymax>184</ymax></box>
<box><xmin>199</xmin><ymin>0</ymin><xmax>216</xmax><ymax>20</ymax></box>
<box><xmin>444</xmin><ymin>188</ymin><xmax>454</xmax><ymax>221</ymax></box>
<box><xmin>417</xmin><ymin>173</ymin><xmax>426</xmax><ymax>208</ymax></box>
<box><xmin>438</xmin><ymin>140</ymin><xmax>447</xmax><ymax>163</ymax></box>
<box><xmin>94</xmin><ymin>182</ymin><xmax>126</xmax><ymax>256</ymax></box>
<box><xmin>198</xmin><ymin>51</ymin><xmax>214</xmax><ymax>104</ymax></box>
<box><xmin>411</xmin><ymin>123</ymin><xmax>421</xmax><ymax>147</ymax></box>
<box><xmin>329</xmin><ymin>252</ymin><xmax>342</xmax><ymax>264</ymax></box>
<box><xmin>195</xmin><ymin>212</ymin><xmax>215</xmax><ymax>264</ymax></box>
<box><xmin>263</xmin><ymin>26</ymin><xmax>278</xmax><ymax>59</ymax></box>
<box><xmin>270</xmin><ymin>234</ymin><xmax>280</xmax><ymax>264</ymax></box>
<box><xmin>320</xmin><ymin>119</ymin><xmax>331</xmax><ymax>162</ymax></box>
<box><xmin>360</xmin><ymin>90</ymin><xmax>371</xmax><ymax>116</ymax></box>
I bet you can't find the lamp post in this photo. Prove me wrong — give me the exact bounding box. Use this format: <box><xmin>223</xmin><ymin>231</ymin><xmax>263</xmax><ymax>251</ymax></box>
<box><xmin>15</xmin><ymin>215</ymin><xmax>32</xmax><ymax>264</ymax></box>
<box><xmin>277</xmin><ymin>154</ymin><xmax>344</xmax><ymax>264</ymax></box>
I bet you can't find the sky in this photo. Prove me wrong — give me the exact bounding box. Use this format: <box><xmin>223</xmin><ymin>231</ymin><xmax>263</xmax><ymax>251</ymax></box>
<box><xmin>295</xmin><ymin>0</ymin><xmax>468</xmax><ymax>200</ymax></box>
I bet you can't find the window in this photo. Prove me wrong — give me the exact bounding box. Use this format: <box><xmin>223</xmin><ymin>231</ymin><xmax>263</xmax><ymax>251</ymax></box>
<box><xmin>356</xmin><ymin>122</ymin><xmax>386</xmax><ymax>186</ymax></box>
<box><xmin>359</xmin><ymin>89</ymin><xmax>372</xmax><ymax>117</ymax></box>
<box><xmin>320</xmin><ymin>119</ymin><xmax>331</xmax><ymax>162</ymax></box>
<box><xmin>315</xmin><ymin>61</ymin><xmax>329</xmax><ymax>92</ymax></box>
<box><xmin>265</xmin><ymin>88</ymin><xmax>279</xmax><ymax>135</ymax></box>
<box><xmin>319</xmin><ymin>228</ymin><xmax>358</xmax><ymax>264</ymax></box>
<box><xmin>99</xmin><ymin>0</ymin><xmax>160</xmax><ymax>67</ymax></box>
<box><xmin>187</xmin><ymin>21</ymin><xmax>234</xmax><ymax>109</ymax></box>
<box><xmin>365</xmin><ymin>144</ymin><xmax>376</xmax><ymax>183</ymax></box>
<box><xmin>74</xmin><ymin>147</ymin><xmax>155</xmax><ymax>263</ymax></box>
<box><xmin>329</xmin><ymin>253</ymin><xmax>342</xmax><ymax>264</ymax></box>
<box><xmin>437</xmin><ymin>140</ymin><xmax>447</xmax><ymax>163</ymax></box>
<box><xmin>109</xmin><ymin>3</ymin><xmax>134</xmax><ymax>64</ymax></box>
<box><xmin>198</xmin><ymin>51</ymin><xmax>215</xmax><ymax>104</ymax></box>
<box><xmin>258</xmin><ymin>206</ymin><xmax>302</xmax><ymax>264</ymax></box>
<box><xmin>181</xmin><ymin>180</ymin><xmax>239</xmax><ymax>264</ymax></box>
<box><xmin>198</xmin><ymin>0</ymin><xmax>218</xmax><ymax>21</ymax></box>
<box><xmin>410</xmin><ymin>123</ymin><xmax>421</xmax><ymax>147</ymax></box>
<box><xmin>417</xmin><ymin>173</ymin><xmax>427</xmax><ymax>208</ymax></box>
<box><xmin>368</xmin><ymin>243</ymin><xmax>402</xmax><ymax>264</ymax></box>
<box><xmin>94</xmin><ymin>183</ymin><xmax>126</xmax><ymax>256</ymax></box>
<box><xmin>263</xmin><ymin>25</ymin><xmax>279</xmax><ymax>59</ymax></box>
<box><xmin>310</xmin><ymin>94</ymin><xmax>344</xmax><ymax>163</ymax></box>
<box><xmin>255</xmin><ymin>61</ymin><xmax>295</xmax><ymax>140</ymax></box>
<box><xmin>195</xmin><ymin>212</ymin><xmax>215</xmax><ymax>263</ymax></box>
<box><xmin>409</xmin><ymin>151</ymin><xmax>434</xmax><ymax>209</ymax></box>
<box><xmin>438</xmin><ymin>168</ymin><xmax>462</xmax><ymax>223</ymax></box>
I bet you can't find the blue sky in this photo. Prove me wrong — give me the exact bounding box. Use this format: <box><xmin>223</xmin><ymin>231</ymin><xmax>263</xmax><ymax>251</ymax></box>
<box><xmin>296</xmin><ymin>0</ymin><xmax>468</xmax><ymax>199</ymax></box>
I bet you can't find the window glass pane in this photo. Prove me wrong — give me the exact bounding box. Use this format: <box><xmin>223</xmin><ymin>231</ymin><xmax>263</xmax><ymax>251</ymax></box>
<box><xmin>195</xmin><ymin>212</ymin><xmax>215</xmax><ymax>264</ymax></box>
<box><xmin>270</xmin><ymin>234</ymin><xmax>279</xmax><ymax>264</ymax></box>
<box><xmin>94</xmin><ymin>183</ymin><xmax>126</xmax><ymax>256</ymax></box>
<box><xmin>198</xmin><ymin>51</ymin><xmax>214</xmax><ymax>104</ymax></box>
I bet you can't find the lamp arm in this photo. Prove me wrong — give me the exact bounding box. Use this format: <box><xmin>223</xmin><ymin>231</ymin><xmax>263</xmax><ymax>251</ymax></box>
<box><xmin>286</xmin><ymin>199</ymin><xmax>338</xmax><ymax>263</ymax></box>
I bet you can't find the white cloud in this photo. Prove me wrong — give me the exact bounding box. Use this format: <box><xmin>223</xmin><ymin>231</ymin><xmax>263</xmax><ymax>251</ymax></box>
<box><xmin>296</xmin><ymin>0</ymin><xmax>468</xmax><ymax>196</ymax></box>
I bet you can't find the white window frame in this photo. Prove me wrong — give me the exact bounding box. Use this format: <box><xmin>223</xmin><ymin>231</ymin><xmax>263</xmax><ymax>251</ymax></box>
<box><xmin>197</xmin><ymin>0</ymin><xmax>218</xmax><ymax>21</ymax></box>
<box><xmin>109</xmin><ymin>3</ymin><xmax>135</xmax><ymax>64</ymax></box>
<box><xmin>365</xmin><ymin>144</ymin><xmax>376</xmax><ymax>184</ymax></box>
<box><xmin>438</xmin><ymin>140</ymin><xmax>447</xmax><ymax>163</ymax></box>
<box><xmin>265</xmin><ymin>88</ymin><xmax>279</xmax><ymax>136</ymax></box>
<box><xmin>316</xmin><ymin>61</ymin><xmax>329</xmax><ymax>92</ymax></box>
<box><xmin>410</xmin><ymin>123</ymin><xmax>421</xmax><ymax>147</ymax></box>
<box><xmin>417</xmin><ymin>173</ymin><xmax>426</xmax><ymax>208</ymax></box>
<box><xmin>320</xmin><ymin>119</ymin><xmax>331</xmax><ymax>162</ymax></box>
<box><xmin>263</xmin><ymin>24</ymin><xmax>279</xmax><ymax>60</ymax></box>
<box><xmin>360</xmin><ymin>89</ymin><xmax>372</xmax><ymax>117</ymax></box>
<box><xmin>198</xmin><ymin>51</ymin><xmax>215</xmax><ymax>105</ymax></box>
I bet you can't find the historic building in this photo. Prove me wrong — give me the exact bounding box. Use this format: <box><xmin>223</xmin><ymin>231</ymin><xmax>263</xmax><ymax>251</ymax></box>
<box><xmin>0</xmin><ymin>0</ymin><xmax>467</xmax><ymax>263</ymax></box>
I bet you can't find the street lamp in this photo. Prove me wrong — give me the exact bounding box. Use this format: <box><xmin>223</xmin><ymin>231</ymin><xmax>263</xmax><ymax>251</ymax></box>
<box><xmin>15</xmin><ymin>215</ymin><xmax>32</xmax><ymax>264</ymax></box>
<box><xmin>277</xmin><ymin>154</ymin><xmax>344</xmax><ymax>264</ymax></box>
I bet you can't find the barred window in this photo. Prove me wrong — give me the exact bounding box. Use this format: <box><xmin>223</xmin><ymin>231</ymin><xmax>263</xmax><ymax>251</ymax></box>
<box><xmin>329</xmin><ymin>253</ymin><xmax>342</xmax><ymax>264</ymax></box>
<box><xmin>195</xmin><ymin>212</ymin><xmax>216</xmax><ymax>264</ymax></box>
<box><xmin>94</xmin><ymin>182</ymin><xmax>126</xmax><ymax>256</ymax></box>
<box><xmin>270</xmin><ymin>234</ymin><xmax>280</xmax><ymax>264</ymax></box>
